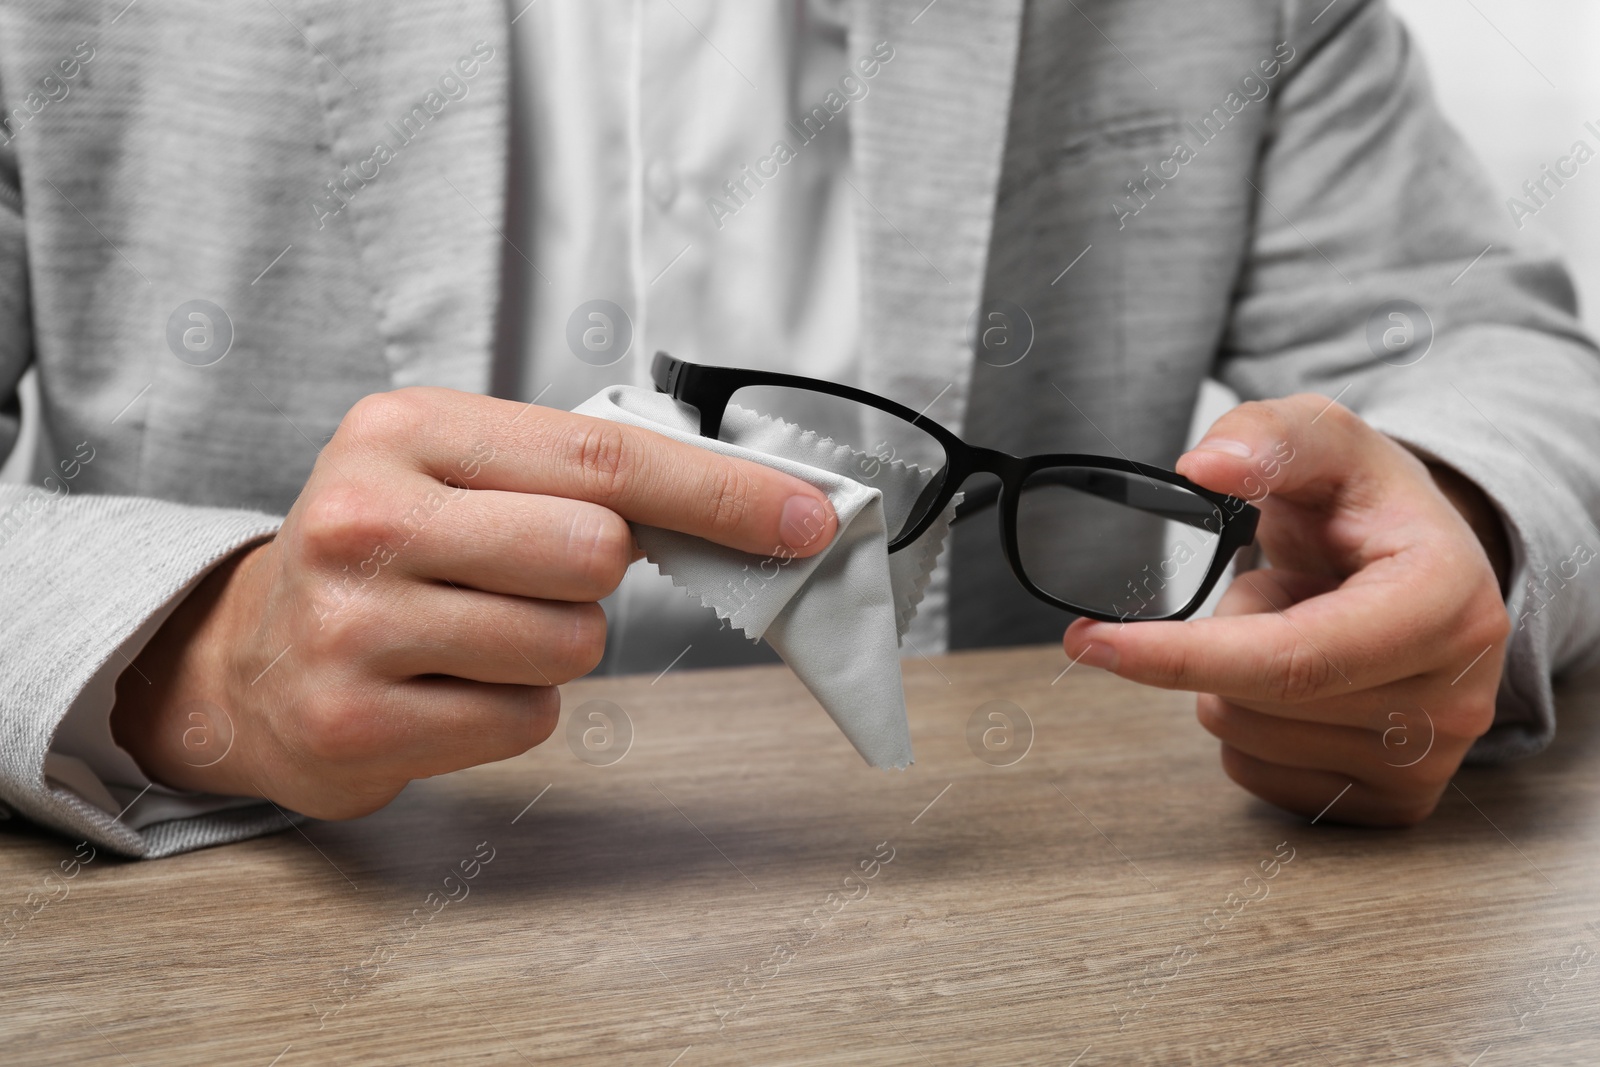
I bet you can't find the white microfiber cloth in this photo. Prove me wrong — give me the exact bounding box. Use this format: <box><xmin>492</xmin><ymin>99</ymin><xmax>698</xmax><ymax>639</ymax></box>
<box><xmin>574</xmin><ymin>385</ymin><xmax>959</xmax><ymax>769</ymax></box>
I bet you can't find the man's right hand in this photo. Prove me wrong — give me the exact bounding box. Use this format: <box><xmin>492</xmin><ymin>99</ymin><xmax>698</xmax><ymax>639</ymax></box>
<box><xmin>110</xmin><ymin>387</ymin><xmax>837</xmax><ymax>818</ymax></box>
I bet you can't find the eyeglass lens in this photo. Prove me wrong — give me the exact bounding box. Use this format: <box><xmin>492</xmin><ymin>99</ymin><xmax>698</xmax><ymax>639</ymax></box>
<box><xmin>1014</xmin><ymin>466</ymin><xmax>1223</xmax><ymax>619</ymax></box>
<box><xmin>718</xmin><ymin>384</ymin><xmax>950</xmax><ymax>539</ymax></box>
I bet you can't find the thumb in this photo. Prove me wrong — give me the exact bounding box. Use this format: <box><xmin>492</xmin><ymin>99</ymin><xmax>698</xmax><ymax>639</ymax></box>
<box><xmin>1174</xmin><ymin>394</ymin><xmax>1404</xmax><ymax>508</ymax></box>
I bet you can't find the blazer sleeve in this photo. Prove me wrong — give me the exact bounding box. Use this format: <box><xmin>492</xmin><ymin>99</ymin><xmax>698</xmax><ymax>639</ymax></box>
<box><xmin>1216</xmin><ymin>0</ymin><xmax>1600</xmax><ymax>761</ymax></box>
<box><xmin>0</xmin><ymin>114</ymin><xmax>301</xmax><ymax>858</ymax></box>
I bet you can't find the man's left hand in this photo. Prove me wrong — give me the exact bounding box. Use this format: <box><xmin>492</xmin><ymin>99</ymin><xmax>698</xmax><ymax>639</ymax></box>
<box><xmin>1062</xmin><ymin>394</ymin><xmax>1512</xmax><ymax>826</ymax></box>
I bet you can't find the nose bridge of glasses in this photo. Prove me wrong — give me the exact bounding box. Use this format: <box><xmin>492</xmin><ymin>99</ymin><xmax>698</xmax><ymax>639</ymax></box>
<box><xmin>948</xmin><ymin>448</ymin><xmax>1024</xmax><ymax>522</ymax></box>
<box><xmin>690</xmin><ymin>382</ymin><xmax>737</xmax><ymax>439</ymax></box>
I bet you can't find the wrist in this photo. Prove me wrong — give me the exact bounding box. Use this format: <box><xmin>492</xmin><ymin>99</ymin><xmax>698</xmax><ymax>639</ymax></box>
<box><xmin>1423</xmin><ymin>461</ymin><xmax>1512</xmax><ymax>597</ymax></box>
<box><xmin>110</xmin><ymin>540</ymin><xmax>272</xmax><ymax>796</ymax></box>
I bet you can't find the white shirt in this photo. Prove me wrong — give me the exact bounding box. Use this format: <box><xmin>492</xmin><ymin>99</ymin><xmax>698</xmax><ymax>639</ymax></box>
<box><xmin>51</xmin><ymin>0</ymin><xmax>876</xmax><ymax>820</ymax></box>
<box><xmin>510</xmin><ymin>0</ymin><xmax>864</xmax><ymax>673</ymax></box>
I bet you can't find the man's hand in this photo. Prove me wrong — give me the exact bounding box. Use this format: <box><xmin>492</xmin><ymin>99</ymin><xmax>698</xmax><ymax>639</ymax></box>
<box><xmin>111</xmin><ymin>387</ymin><xmax>837</xmax><ymax>819</ymax></box>
<box><xmin>1063</xmin><ymin>394</ymin><xmax>1512</xmax><ymax>826</ymax></box>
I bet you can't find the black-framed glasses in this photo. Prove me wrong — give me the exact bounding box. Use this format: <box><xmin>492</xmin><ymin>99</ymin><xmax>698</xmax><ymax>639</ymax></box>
<box><xmin>652</xmin><ymin>353</ymin><xmax>1259</xmax><ymax>623</ymax></box>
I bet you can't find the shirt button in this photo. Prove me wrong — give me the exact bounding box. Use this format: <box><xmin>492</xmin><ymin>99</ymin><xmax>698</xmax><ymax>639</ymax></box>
<box><xmin>645</xmin><ymin>160</ymin><xmax>679</xmax><ymax>210</ymax></box>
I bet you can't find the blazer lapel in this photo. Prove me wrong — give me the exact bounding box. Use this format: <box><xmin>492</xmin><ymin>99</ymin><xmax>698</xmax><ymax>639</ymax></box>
<box><xmin>283</xmin><ymin>0</ymin><xmax>1020</xmax><ymax>407</ymax></box>
<box><xmin>849</xmin><ymin>0</ymin><xmax>1025</xmax><ymax>436</ymax></box>
<box><xmin>291</xmin><ymin>0</ymin><xmax>509</xmax><ymax>393</ymax></box>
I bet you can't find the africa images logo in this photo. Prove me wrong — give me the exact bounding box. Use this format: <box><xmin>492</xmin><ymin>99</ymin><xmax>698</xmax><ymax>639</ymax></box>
<box><xmin>309</xmin><ymin>42</ymin><xmax>497</xmax><ymax>229</ymax></box>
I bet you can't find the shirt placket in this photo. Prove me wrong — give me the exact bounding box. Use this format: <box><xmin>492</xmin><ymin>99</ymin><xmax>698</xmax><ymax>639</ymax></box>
<box><xmin>633</xmin><ymin>0</ymin><xmax>704</xmax><ymax>388</ymax></box>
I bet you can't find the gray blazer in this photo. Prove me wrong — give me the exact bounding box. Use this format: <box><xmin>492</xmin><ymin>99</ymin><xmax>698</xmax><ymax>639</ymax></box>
<box><xmin>2</xmin><ymin>0</ymin><xmax>1596</xmax><ymax>857</ymax></box>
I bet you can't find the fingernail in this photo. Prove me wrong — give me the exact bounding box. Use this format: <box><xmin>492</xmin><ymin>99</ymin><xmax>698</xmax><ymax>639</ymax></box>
<box><xmin>780</xmin><ymin>494</ymin><xmax>833</xmax><ymax>550</ymax></box>
<box><xmin>1193</xmin><ymin>438</ymin><xmax>1253</xmax><ymax>459</ymax></box>
<box><xmin>1073</xmin><ymin>641</ymin><xmax>1119</xmax><ymax>672</ymax></box>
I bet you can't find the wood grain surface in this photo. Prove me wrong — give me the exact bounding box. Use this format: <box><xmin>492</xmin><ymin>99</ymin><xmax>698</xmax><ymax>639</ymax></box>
<box><xmin>4</xmin><ymin>644</ymin><xmax>1600</xmax><ymax>1066</ymax></box>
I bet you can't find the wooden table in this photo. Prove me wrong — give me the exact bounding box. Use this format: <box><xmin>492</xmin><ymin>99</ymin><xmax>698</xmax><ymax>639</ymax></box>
<box><xmin>5</xmin><ymin>645</ymin><xmax>1600</xmax><ymax>1065</ymax></box>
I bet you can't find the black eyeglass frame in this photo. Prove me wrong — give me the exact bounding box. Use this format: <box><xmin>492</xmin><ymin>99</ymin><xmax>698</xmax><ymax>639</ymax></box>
<box><xmin>652</xmin><ymin>352</ymin><xmax>1260</xmax><ymax>623</ymax></box>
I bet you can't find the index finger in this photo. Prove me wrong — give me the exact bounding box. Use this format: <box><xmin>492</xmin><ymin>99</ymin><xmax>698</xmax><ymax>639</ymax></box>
<box><xmin>386</xmin><ymin>389</ymin><xmax>839</xmax><ymax>558</ymax></box>
<box><xmin>1061</xmin><ymin>575</ymin><xmax>1436</xmax><ymax>704</ymax></box>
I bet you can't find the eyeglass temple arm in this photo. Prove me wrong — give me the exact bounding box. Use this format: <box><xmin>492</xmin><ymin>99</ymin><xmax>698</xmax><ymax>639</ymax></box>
<box><xmin>951</xmin><ymin>469</ymin><xmax>1223</xmax><ymax>531</ymax></box>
